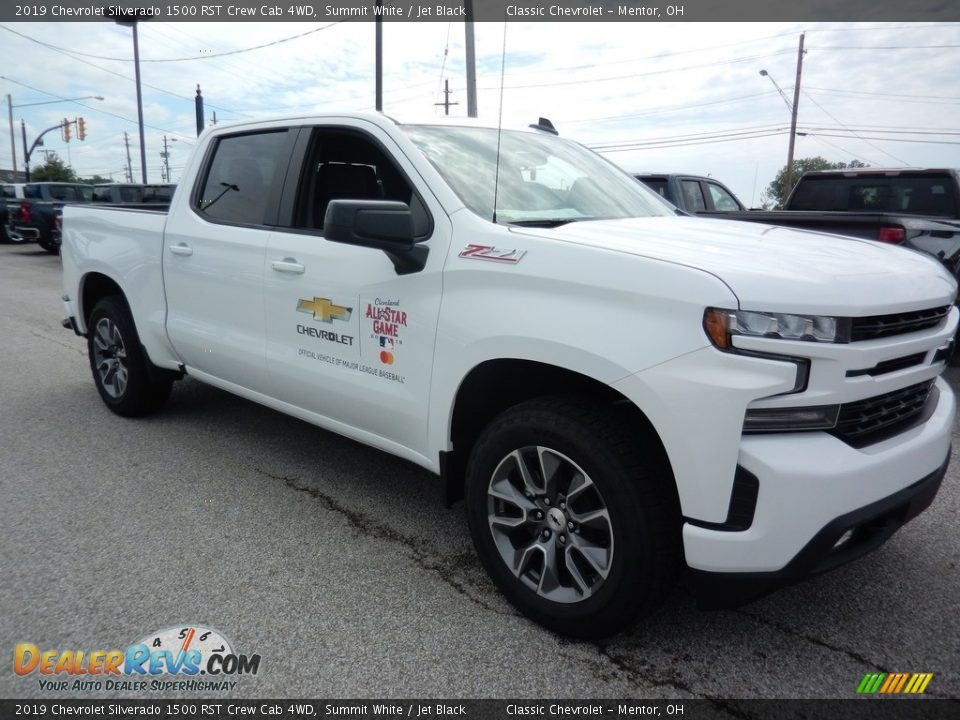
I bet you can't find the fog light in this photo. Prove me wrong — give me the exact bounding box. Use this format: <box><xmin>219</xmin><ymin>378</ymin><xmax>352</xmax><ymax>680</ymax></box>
<box><xmin>743</xmin><ymin>405</ymin><xmax>840</xmax><ymax>432</ymax></box>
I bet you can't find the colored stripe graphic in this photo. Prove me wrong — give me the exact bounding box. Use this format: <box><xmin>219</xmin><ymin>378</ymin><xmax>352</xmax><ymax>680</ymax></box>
<box><xmin>904</xmin><ymin>673</ymin><xmax>934</xmax><ymax>694</ymax></box>
<box><xmin>857</xmin><ymin>672</ymin><xmax>932</xmax><ymax>694</ymax></box>
<box><xmin>857</xmin><ymin>673</ymin><xmax>886</xmax><ymax>694</ymax></box>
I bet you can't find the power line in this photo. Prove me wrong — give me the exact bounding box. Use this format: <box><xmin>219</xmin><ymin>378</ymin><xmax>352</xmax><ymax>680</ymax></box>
<box><xmin>592</xmin><ymin>131</ymin><xmax>790</xmax><ymax>152</ymax></box>
<box><xmin>1</xmin><ymin>36</ymin><xmax>249</xmax><ymax>120</ymax></box>
<box><xmin>4</xmin><ymin>75</ymin><xmax>194</xmax><ymax>139</ymax></box>
<box><xmin>804</xmin><ymin>86</ymin><xmax>960</xmax><ymax>103</ymax></box>
<box><xmin>478</xmin><ymin>49</ymin><xmax>797</xmax><ymax>90</ymax></box>
<box><xmin>562</xmin><ymin>91</ymin><xmax>776</xmax><ymax>125</ymax></box>
<box><xmin>590</xmin><ymin>128</ymin><xmax>791</xmax><ymax>152</ymax></box>
<box><xmin>498</xmin><ymin>29</ymin><xmax>800</xmax><ymax>78</ymax></box>
<box><xmin>812</xmin><ymin>43</ymin><xmax>960</xmax><ymax>50</ymax></box>
<box><xmin>0</xmin><ymin>23</ymin><xmax>342</xmax><ymax>62</ymax></box>
<box><xmin>800</xmin><ymin>89</ymin><xmax>909</xmax><ymax>165</ymax></box>
<box><xmin>808</xmin><ymin>134</ymin><xmax>879</xmax><ymax>166</ymax></box>
<box><xmin>803</xmin><ymin>132</ymin><xmax>960</xmax><ymax>146</ymax></box>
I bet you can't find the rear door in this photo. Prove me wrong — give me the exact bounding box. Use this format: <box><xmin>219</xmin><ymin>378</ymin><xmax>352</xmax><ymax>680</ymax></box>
<box><xmin>163</xmin><ymin>127</ymin><xmax>297</xmax><ymax>395</ymax></box>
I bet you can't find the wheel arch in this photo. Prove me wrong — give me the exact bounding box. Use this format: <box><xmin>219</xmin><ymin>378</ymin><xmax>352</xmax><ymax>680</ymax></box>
<box><xmin>442</xmin><ymin>358</ymin><xmax>676</xmax><ymax>507</ymax></box>
<box><xmin>79</xmin><ymin>271</ymin><xmax>126</xmax><ymax>330</ymax></box>
<box><xmin>79</xmin><ymin>271</ymin><xmax>181</xmax><ymax>384</ymax></box>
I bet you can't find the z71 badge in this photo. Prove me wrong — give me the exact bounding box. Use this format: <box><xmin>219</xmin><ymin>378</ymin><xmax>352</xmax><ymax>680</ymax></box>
<box><xmin>458</xmin><ymin>244</ymin><xmax>527</xmax><ymax>264</ymax></box>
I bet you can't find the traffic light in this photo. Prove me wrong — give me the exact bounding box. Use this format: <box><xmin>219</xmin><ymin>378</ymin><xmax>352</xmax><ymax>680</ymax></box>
<box><xmin>62</xmin><ymin>118</ymin><xmax>71</xmax><ymax>142</ymax></box>
<box><xmin>77</xmin><ymin>117</ymin><xmax>86</xmax><ymax>141</ymax></box>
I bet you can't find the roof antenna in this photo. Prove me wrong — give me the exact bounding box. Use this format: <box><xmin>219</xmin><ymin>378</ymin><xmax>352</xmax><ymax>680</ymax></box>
<box><xmin>529</xmin><ymin>118</ymin><xmax>558</xmax><ymax>135</ymax></box>
<box><xmin>492</xmin><ymin>22</ymin><xmax>508</xmax><ymax>224</ymax></box>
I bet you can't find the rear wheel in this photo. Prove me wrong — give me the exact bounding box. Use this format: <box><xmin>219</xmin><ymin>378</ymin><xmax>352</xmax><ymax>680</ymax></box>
<box><xmin>87</xmin><ymin>296</ymin><xmax>172</xmax><ymax>416</ymax></box>
<box><xmin>38</xmin><ymin>238</ymin><xmax>59</xmax><ymax>254</ymax></box>
<box><xmin>465</xmin><ymin>397</ymin><xmax>681</xmax><ymax>638</ymax></box>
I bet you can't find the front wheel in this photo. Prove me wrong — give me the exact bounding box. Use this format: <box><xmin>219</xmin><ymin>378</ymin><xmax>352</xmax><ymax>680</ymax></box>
<box><xmin>87</xmin><ymin>296</ymin><xmax>172</xmax><ymax>416</ymax></box>
<box><xmin>465</xmin><ymin>398</ymin><xmax>681</xmax><ymax>638</ymax></box>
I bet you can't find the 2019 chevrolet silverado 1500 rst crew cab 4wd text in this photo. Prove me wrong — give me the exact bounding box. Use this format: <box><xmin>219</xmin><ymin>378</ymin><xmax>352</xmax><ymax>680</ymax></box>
<box><xmin>61</xmin><ymin>114</ymin><xmax>956</xmax><ymax>638</ymax></box>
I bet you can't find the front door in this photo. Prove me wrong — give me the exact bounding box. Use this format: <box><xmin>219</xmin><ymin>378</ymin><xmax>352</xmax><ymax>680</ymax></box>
<box><xmin>263</xmin><ymin>123</ymin><xmax>449</xmax><ymax>453</ymax></box>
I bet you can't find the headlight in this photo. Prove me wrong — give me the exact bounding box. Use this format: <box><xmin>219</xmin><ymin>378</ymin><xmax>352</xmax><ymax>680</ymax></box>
<box><xmin>704</xmin><ymin>308</ymin><xmax>851</xmax><ymax>349</ymax></box>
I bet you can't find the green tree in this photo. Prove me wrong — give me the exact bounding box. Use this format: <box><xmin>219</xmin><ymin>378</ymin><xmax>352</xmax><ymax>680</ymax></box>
<box><xmin>81</xmin><ymin>174</ymin><xmax>114</xmax><ymax>185</ymax></box>
<box><xmin>31</xmin><ymin>153</ymin><xmax>79</xmax><ymax>183</ymax></box>
<box><xmin>765</xmin><ymin>157</ymin><xmax>869</xmax><ymax>209</ymax></box>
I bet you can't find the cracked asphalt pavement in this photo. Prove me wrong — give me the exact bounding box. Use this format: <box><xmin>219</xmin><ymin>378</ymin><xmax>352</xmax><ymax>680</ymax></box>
<box><xmin>1</xmin><ymin>243</ymin><xmax>958</xmax><ymax>701</ymax></box>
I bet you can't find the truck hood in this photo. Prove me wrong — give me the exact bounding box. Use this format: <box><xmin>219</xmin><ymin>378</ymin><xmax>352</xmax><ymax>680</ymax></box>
<box><xmin>517</xmin><ymin>216</ymin><xmax>957</xmax><ymax>315</ymax></box>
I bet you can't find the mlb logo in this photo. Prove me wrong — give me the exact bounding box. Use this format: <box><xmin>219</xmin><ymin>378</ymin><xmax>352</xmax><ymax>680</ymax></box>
<box><xmin>379</xmin><ymin>336</ymin><xmax>395</xmax><ymax>349</ymax></box>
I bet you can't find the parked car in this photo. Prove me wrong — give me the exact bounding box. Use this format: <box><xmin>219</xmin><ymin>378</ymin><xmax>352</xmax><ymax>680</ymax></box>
<box><xmin>11</xmin><ymin>182</ymin><xmax>94</xmax><ymax>253</ymax></box>
<box><xmin>93</xmin><ymin>183</ymin><xmax>176</xmax><ymax>206</ymax></box>
<box><xmin>634</xmin><ymin>173</ymin><xmax>746</xmax><ymax>213</ymax></box>
<box><xmin>62</xmin><ymin>114</ymin><xmax>956</xmax><ymax>638</ymax></box>
<box><xmin>702</xmin><ymin>168</ymin><xmax>960</xmax><ymax>279</ymax></box>
<box><xmin>2</xmin><ymin>183</ymin><xmax>27</xmax><ymax>243</ymax></box>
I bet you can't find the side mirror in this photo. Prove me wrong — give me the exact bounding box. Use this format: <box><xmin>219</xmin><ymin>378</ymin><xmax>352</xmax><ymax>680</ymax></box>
<box><xmin>323</xmin><ymin>199</ymin><xmax>415</xmax><ymax>251</ymax></box>
<box><xmin>322</xmin><ymin>199</ymin><xmax>428</xmax><ymax>275</ymax></box>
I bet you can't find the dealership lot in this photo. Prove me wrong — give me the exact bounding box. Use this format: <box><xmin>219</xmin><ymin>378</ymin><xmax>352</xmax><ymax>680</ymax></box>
<box><xmin>1</xmin><ymin>242</ymin><xmax>957</xmax><ymax>701</ymax></box>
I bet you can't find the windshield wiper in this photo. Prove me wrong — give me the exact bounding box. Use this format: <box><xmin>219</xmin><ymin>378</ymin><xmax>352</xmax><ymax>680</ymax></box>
<box><xmin>507</xmin><ymin>218</ymin><xmax>596</xmax><ymax>228</ymax></box>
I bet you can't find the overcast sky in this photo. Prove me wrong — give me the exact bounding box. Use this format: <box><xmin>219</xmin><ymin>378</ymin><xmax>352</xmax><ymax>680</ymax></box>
<box><xmin>2</xmin><ymin>20</ymin><xmax>959</xmax><ymax>205</ymax></box>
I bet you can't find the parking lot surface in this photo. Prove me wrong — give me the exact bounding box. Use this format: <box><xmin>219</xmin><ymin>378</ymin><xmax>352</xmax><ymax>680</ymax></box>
<box><xmin>1</xmin><ymin>242</ymin><xmax>958</xmax><ymax>701</ymax></box>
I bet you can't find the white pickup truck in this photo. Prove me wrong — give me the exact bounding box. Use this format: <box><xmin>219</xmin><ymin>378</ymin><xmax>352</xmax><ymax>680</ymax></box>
<box><xmin>62</xmin><ymin>113</ymin><xmax>956</xmax><ymax>638</ymax></box>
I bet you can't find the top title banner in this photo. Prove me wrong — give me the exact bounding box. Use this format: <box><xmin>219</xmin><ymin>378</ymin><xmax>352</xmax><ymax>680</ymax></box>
<box><xmin>4</xmin><ymin>0</ymin><xmax>959</xmax><ymax>22</ymax></box>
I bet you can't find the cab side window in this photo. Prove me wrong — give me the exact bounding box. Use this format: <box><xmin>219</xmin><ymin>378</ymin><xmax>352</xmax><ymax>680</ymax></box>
<box><xmin>196</xmin><ymin>130</ymin><xmax>289</xmax><ymax>226</ymax></box>
<box><xmin>706</xmin><ymin>182</ymin><xmax>740</xmax><ymax>211</ymax></box>
<box><xmin>681</xmin><ymin>180</ymin><xmax>707</xmax><ymax>212</ymax></box>
<box><xmin>295</xmin><ymin>129</ymin><xmax>431</xmax><ymax>239</ymax></box>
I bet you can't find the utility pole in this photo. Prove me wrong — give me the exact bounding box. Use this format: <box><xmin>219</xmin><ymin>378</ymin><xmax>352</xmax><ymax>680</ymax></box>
<box><xmin>160</xmin><ymin>135</ymin><xmax>171</xmax><ymax>182</ymax></box>
<box><xmin>784</xmin><ymin>32</ymin><xmax>805</xmax><ymax>198</ymax></box>
<box><xmin>464</xmin><ymin>0</ymin><xmax>477</xmax><ymax>117</ymax></box>
<box><xmin>123</xmin><ymin>132</ymin><xmax>133</xmax><ymax>183</ymax></box>
<box><xmin>434</xmin><ymin>79</ymin><xmax>458</xmax><ymax>116</ymax></box>
<box><xmin>375</xmin><ymin>0</ymin><xmax>382</xmax><ymax>111</ymax></box>
<box><xmin>5</xmin><ymin>95</ymin><xmax>16</xmax><ymax>174</ymax></box>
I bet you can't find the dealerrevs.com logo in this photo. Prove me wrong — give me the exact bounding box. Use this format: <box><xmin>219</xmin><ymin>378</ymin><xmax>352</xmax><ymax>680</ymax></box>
<box><xmin>14</xmin><ymin>625</ymin><xmax>261</xmax><ymax>693</ymax></box>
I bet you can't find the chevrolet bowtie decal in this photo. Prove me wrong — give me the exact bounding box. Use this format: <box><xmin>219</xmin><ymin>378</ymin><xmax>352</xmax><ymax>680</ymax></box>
<box><xmin>296</xmin><ymin>297</ymin><xmax>353</xmax><ymax>323</ymax></box>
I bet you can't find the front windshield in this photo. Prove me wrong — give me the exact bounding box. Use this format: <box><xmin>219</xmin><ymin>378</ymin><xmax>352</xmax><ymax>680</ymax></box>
<box><xmin>403</xmin><ymin>125</ymin><xmax>671</xmax><ymax>225</ymax></box>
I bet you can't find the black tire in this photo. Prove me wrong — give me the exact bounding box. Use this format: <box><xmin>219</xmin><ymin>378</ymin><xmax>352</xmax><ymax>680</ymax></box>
<box><xmin>87</xmin><ymin>296</ymin><xmax>172</xmax><ymax>417</ymax></box>
<box><xmin>465</xmin><ymin>397</ymin><xmax>681</xmax><ymax>639</ymax></box>
<box><xmin>38</xmin><ymin>239</ymin><xmax>59</xmax><ymax>254</ymax></box>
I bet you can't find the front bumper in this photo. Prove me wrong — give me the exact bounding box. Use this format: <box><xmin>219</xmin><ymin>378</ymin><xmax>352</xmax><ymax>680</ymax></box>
<box><xmin>681</xmin><ymin>376</ymin><xmax>954</xmax><ymax>574</ymax></box>
<box><xmin>689</xmin><ymin>452</ymin><xmax>949</xmax><ymax>608</ymax></box>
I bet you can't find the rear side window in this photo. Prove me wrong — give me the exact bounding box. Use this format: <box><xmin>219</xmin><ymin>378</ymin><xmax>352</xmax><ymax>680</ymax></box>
<box><xmin>681</xmin><ymin>180</ymin><xmax>706</xmax><ymax>212</ymax></box>
<box><xmin>196</xmin><ymin>130</ymin><xmax>289</xmax><ymax>225</ymax></box>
